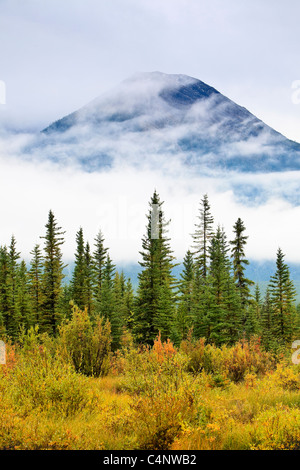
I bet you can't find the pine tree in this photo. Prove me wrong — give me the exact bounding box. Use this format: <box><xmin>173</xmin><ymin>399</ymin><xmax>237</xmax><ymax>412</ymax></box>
<box><xmin>83</xmin><ymin>242</ymin><xmax>94</xmax><ymax>317</ymax></box>
<box><xmin>92</xmin><ymin>230</ymin><xmax>108</xmax><ymax>308</ymax></box>
<box><xmin>40</xmin><ymin>210</ymin><xmax>66</xmax><ymax>335</ymax></box>
<box><xmin>268</xmin><ymin>248</ymin><xmax>296</xmax><ymax>346</ymax></box>
<box><xmin>245</xmin><ymin>284</ymin><xmax>262</xmax><ymax>338</ymax></box>
<box><xmin>176</xmin><ymin>250</ymin><xmax>194</xmax><ymax>341</ymax></box>
<box><xmin>15</xmin><ymin>260</ymin><xmax>32</xmax><ymax>331</ymax></box>
<box><xmin>71</xmin><ymin>227</ymin><xmax>86</xmax><ymax>310</ymax></box>
<box><xmin>0</xmin><ymin>246</ymin><xmax>10</xmax><ymax>335</ymax></box>
<box><xmin>134</xmin><ymin>190</ymin><xmax>177</xmax><ymax>344</ymax></box>
<box><xmin>208</xmin><ymin>226</ymin><xmax>242</xmax><ymax>345</ymax></box>
<box><xmin>191</xmin><ymin>194</ymin><xmax>214</xmax><ymax>278</ymax></box>
<box><xmin>230</xmin><ymin>218</ymin><xmax>254</xmax><ymax>307</ymax></box>
<box><xmin>6</xmin><ymin>236</ymin><xmax>21</xmax><ymax>338</ymax></box>
<box><xmin>28</xmin><ymin>244</ymin><xmax>44</xmax><ymax>326</ymax></box>
<box><xmin>260</xmin><ymin>287</ymin><xmax>274</xmax><ymax>350</ymax></box>
<box><xmin>99</xmin><ymin>255</ymin><xmax>122</xmax><ymax>349</ymax></box>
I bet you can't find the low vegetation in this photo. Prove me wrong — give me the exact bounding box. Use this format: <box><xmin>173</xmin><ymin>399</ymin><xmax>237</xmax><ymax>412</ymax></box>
<box><xmin>0</xmin><ymin>314</ymin><xmax>299</xmax><ymax>450</ymax></box>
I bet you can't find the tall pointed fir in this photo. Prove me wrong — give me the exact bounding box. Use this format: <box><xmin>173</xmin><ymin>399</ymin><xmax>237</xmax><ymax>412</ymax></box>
<box><xmin>268</xmin><ymin>248</ymin><xmax>296</xmax><ymax>346</ymax></box>
<box><xmin>191</xmin><ymin>194</ymin><xmax>214</xmax><ymax>279</ymax></box>
<box><xmin>40</xmin><ymin>210</ymin><xmax>66</xmax><ymax>335</ymax></box>
<box><xmin>176</xmin><ymin>250</ymin><xmax>194</xmax><ymax>342</ymax></box>
<box><xmin>6</xmin><ymin>236</ymin><xmax>21</xmax><ymax>338</ymax></box>
<box><xmin>92</xmin><ymin>230</ymin><xmax>108</xmax><ymax>313</ymax></box>
<box><xmin>15</xmin><ymin>260</ymin><xmax>32</xmax><ymax>331</ymax></box>
<box><xmin>84</xmin><ymin>241</ymin><xmax>94</xmax><ymax>317</ymax></box>
<box><xmin>230</xmin><ymin>218</ymin><xmax>254</xmax><ymax>308</ymax></box>
<box><xmin>28</xmin><ymin>244</ymin><xmax>44</xmax><ymax>327</ymax></box>
<box><xmin>206</xmin><ymin>226</ymin><xmax>242</xmax><ymax>345</ymax></box>
<box><xmin>134</xmin><ymin>190</ymin><xmax>177</xmax><ymax>344</ymax></box>
<box><xmin>0</xmin><ymin>246</ymin><xmax>10</xmax><ymax>335</ymax></box>
<box><xmin>71</xmin><ymin>227</ymin><xmax>86</xmax><ymax>310</ymax></box>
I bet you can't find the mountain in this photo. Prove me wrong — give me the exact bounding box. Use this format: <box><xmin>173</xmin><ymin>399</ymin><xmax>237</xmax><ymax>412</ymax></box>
<box><xmin>38</xmin><ymin>71</ymin><xmax>300</xmax><ymax>173</ymax></box>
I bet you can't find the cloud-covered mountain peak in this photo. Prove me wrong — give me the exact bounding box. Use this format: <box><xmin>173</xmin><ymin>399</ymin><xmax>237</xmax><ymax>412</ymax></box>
<box><xmin>39</xmin><ymin>71</ymin><xmax>300</xmax><ymax>173</ymax></box>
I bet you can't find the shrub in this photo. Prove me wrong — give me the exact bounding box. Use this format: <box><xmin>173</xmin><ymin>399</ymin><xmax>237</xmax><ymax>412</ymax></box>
<box><xmin>58</xmin><ymin>305</ymin><xmax>112</xmax><ymax>377</ymax></box>
<box><xmin>3</xmin><ymin>336</ymin><xmax>89</xmax><ymax>417</ymax></box>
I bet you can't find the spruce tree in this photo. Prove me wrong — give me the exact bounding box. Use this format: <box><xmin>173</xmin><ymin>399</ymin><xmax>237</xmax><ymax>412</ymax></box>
<box><xmin>176</xmin><ymin>250</ymin><xmax>194</xmax><ymax>341</ymax></box>
<box><xmin>230</xmin><ymin>218</ymin><xmax>254</xmax><ymax>307</ymax></box>
<box><xmin>191</xmin><ymin>194</ymin><xmax>214</xmax><ymax>279</ymax></box>
<box><xmin>134</xmin><ymin>190</ymin><xmax>177</xmax><ymax>344</ymax></box>
<box><xmin>40</xmin><ymin>210</ymin><xmax>66</xmax><ymax>335</ymax></box>
<box><xmin>15</xmin><ymin>260</ymin><xmax>32</xmax><ymax>331</ymax></box>
<box><xmin>28</xmin><ymin>244</ymin><xmax>44</xmax><ymax>326</ymax></box>
<box><xmin>6</xmin><ymin>236</ymin><xmax>21</xmax><ymax>338</ymax></box>
<box><xmin>208</xmin><ymin>226</ymin><xmax>242</xmax><ymax>345</ymax></box>
<box><xmin>71</xmin><ymin>227</ymin><xmax>86</xmax><ymax>310</ymax></box>
<box><xmin>268</xmin><ymin>248</ymin><xmax>296</xmax><ymax>346</ymax></box>
<box><xmin>92</xmin><ymin>230</ymin><xmax>108</xmax><ymax>308</ymax></box>
<box><xmin>0</xmin><ymin>246</ymin><xmax>10</xmax><ymax>335</ymax></box>
<box><xmin>83</xmin><ymin>242</ymin><xmax>94</xmax><ymax>317</ymax></box>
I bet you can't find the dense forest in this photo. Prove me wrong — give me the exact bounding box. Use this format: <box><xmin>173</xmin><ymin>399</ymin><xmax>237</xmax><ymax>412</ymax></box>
<box><xmin>0</xmin><ymin>190</ymin><xmax>299</xmax><ymax>353</ymax></box>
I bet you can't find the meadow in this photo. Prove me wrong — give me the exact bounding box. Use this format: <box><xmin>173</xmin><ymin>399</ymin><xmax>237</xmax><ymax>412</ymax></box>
<box><xmin>0</xmin><ymin>319</ymin><xmax>300</xmax><ymax>451</ymax></box>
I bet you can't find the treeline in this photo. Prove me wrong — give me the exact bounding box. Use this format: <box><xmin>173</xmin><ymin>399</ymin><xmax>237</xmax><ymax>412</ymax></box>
<box><xmin>0</xmin><ymin>191</ymin><xmax>299</xmax><ymax>352</ymax></box>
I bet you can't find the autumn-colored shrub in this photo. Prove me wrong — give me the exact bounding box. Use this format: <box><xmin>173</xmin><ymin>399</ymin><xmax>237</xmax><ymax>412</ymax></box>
<box><xmin>181</xmin><ymin>336</ymin><xmax>275</xmax><ymax>383</ymax></box>
<box><xmin>271</xmin><ymin>363</ymin><xmax>300</xmax><ymax>391</ymax></box>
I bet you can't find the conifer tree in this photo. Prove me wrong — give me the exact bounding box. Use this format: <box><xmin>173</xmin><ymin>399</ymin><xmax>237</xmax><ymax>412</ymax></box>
<box><xmin>208</xmin><ymin>226</ymin><xmax>242</xmax><ymax>345</ymax></box>
<box><xmin>40</xmin><ymin>210</ymin><xmax>66</xmax><ymax>335</ymax></box>
<box><xmin>245</xmin><ymin>283</ymin><xmax>262</xmax><ymax>338</ymax></box>
<box><xmin>71</xmin><ymin>227</ymin><xmax>86</xmax><ymax>310</ymax></box>
<box><xmin>0</xmin><ymin>246</ymin><xmax>10</xmax><ymax>334</ymax></box>
<box><xmin>176</xmin><ymin>250</ymin><xmax>194</xmax><ymax>341</ymax></box>
<box><xmin>268</xmin><ymin>248</ymin><xmax>296</xmax><ymax>345</ymax></box>
<box><xmin>260</xmin><ymin>287</ymin><xmax>274</xmax><ymax>350</ymax></box>
<box><xmin>83</xmin><ymin>241</ymin><xmax>94</xmax><ymax>316</ymax></box>
<box><xmin>6</xmin><ymin>236</ymin><xmax>21</xmax><ymax>338</ymax></box>
<box><xmin>93</xmin><ymin>230</ymin><xmax>108</xmax><ymax>307</ymax></box>
<box><xmin>28</xmin><ymin>244</ymin><xmax>44</xmax><ymax>326</ymax></box>
<box><xmin>191</xmin><ymin>194</ymin><xmax>214</xmax><ymax>278</ymax></box>
<box><xmin>134</xmin><ymin>190</ymin><xmax>177</xmax><ymax>344</ymax></box>
<box><xmin>15</xmin><ymin>260</ymin><xmax>32</xmax><ymax>330</ymax></box>
<box><xmin>230</xmin><ymin>218</ymin><xmax>254</xmax><ymax>307</ymax></box>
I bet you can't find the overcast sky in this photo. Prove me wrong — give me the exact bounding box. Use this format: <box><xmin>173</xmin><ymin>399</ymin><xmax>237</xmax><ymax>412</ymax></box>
<box><xmin>1</xmin><ymin>0</ymin><xmax>300</xmax><ymax>141</ymax></box>
<box><xmin>1</xmin><ymin>0</ymin><xmax>300</xmax><ymax>268</ymax></box>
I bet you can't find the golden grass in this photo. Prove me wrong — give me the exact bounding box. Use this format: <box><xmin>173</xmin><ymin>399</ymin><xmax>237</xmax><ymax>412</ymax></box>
<box><xmin>0</xmin><ymin>339</ymin><xmax>300</xmax><ymax>450</ymax></box>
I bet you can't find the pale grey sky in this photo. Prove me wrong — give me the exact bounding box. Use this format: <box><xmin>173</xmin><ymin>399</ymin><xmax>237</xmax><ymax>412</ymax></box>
<box><xmin>1</xmin><ymin>0</ymin><xmax>300</xmax><ymax>266</ymax></box>
<box><xmin>1</xmin><ymin>0</ymin><xmax>300</xmax><ymax>141</ymax></box>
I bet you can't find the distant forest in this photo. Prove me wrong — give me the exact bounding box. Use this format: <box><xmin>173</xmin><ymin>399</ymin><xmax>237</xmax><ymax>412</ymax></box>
<box><xmin>1</xmin><ymin>191</ymin><xmax>299</xmax><ymax>352</ymax></box>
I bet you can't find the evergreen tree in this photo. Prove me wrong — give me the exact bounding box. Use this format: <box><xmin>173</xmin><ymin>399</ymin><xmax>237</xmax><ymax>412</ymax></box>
<box><xmin>92</xmin><ymin>230</ymin><xmax>108</xmax><ymax>308</ymax></box>
<box><xmin>191</xmin><ymin>194</ymin><xmax>214</xmax><ymax>278</ymax></box>
<box><xmin>83</xmin><ymin>242</ymin><xmax>94</xmax><ymax>317</ymax></box>
<box><xmin>40</xmin><ymin>210</ymin><xmax>66</xmax><ymax>335</ymax></box>
<box><xmin>0</xmin><ymin>246</ymin><xmax>10</xmax><ymax>334</ymax></box>
<box><xmin>71</xmin><ymin>227</ymin><xmax>86</xmax><ymax>310</ymax></box>
<box><xmin>260</xmin><ymin>287</ymin><xmax>274</xmax><ymax>350</ymax></box>
<box><xmin>134</xmin><ymin>190</ymin><xmax>177</xmax><ymax>344</ymax></box>
<box><xmin>268</xmin><ymin>248</ymin><xmax>296</xmax><ymax>345</ymax></box>
<box><xmin>28</xmin><ymin>244</ymin><xmax>44</xmax><ymax>326</ymax></box>
<box><xmin>15</xmin><ymin>260</ymin><xmax>32</xmax><ymax>331</ymax></box>
<box><xmin>6</xmin><ymin>236</ymin><xmax>21</xmax><ymax>338</ymax></box>
<box><xmin>208</xmin><ymin>226</ymin><xmax>242</xmax><ymax>345</ymax></box>
<box><xmin>230</xmin><ymin>218</ymin><xmax>254</xmax><ymax>307</ymax></box>
<box><xmin>245</xmin><ymin>283</ymin><xmax>262</xmax><ymax>338</ymax></box>
<box><xmin>176</xmin><ymin>250</ymin><xmax>194</xmax><ymax>341</ymax></box>
<box><xmin>99</xmin><ymin>255</ymin><xmax>122</xmax><ymax>349</ymax></box>
<box><xmin>123</xmin><ymin>277</ymin><xmax>135</xmax><ymax>331</ymax></box>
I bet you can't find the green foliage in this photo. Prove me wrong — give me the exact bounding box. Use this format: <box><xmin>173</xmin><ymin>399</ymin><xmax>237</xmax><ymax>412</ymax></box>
<box><xmin>40</xmin><ymin>210</ymin><xmax>66</xmax><ymax>335</ymax></box>
<box><xmin>58</xmin><ymin>305</ymin><xmax>111</xmax><ymax>377</ymax></box>
<box><xmin>134</xmin><ymin>191</ymin><xmax>177</xmax><ymax>344</ymax></box>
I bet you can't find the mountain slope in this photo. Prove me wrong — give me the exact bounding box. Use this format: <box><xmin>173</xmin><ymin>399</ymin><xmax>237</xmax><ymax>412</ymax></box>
<box><xmin>38</xmin><ymin>71</ymin><xmax>300</xmax><ymax>172</ymax></box>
